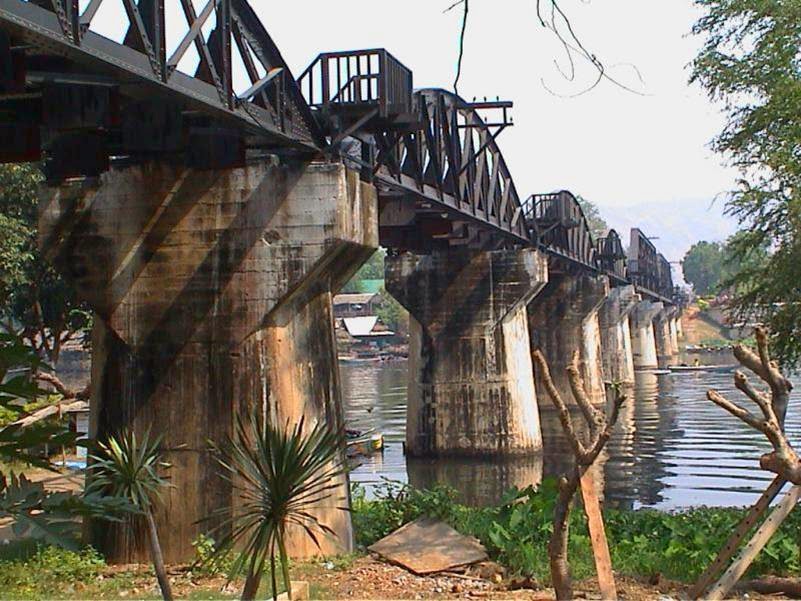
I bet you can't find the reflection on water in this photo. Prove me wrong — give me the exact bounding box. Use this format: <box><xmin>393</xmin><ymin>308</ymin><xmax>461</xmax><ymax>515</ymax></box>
<box><xmin>342</xmin><ymin>352</ymin><xmax>801</xmax><ymax>509</ymax></box>
<box><xmin>407</xmin><ymin>456</ymin><xmax>543</xmax><ymax>506</ymax></box>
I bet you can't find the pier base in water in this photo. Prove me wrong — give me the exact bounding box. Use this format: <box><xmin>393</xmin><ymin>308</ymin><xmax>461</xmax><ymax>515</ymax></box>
<box><xmin>386</xmin><ymin>248</ymin><xmax>547</xmax><ymax>457</ymax></box>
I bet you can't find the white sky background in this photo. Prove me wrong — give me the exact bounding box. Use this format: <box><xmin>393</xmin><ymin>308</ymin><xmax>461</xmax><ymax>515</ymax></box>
<box><xmin>266</xmin><ymin>0</ymin><xmax>742</xmax><ymax>276</ymax></box>
<box><xmin>265</xmin><ymin>1</ymin><xmax>737</xmax><ymax>209</ymax></box>
<box><xmin>87</xmin><ymin>0</ymin><xmax>742</xmax><ymax>274</ymax></box>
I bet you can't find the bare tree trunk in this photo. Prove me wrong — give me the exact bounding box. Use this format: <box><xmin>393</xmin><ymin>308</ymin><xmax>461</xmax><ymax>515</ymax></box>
<box><xmin>533</xmin><ymin>350</ymin><xmax>625</xmax><ymax>601</ymax></box>
<box><xmin>270</xmin><ymin>551</ymin><xmax>279</xmax><ymax>601</ymax></box>
<box><xmin>738</xmin><ymin>577</ymin><xmax>801</xmax><ymax>597</ymax></box>
<box><xmin>145</xmin><ymin>508</ymin><xmax>173</xmax><ymax>601</ymax></box>
<box><xmin>278</xmin><ymin>531</ymin><xmax>293</xmax><ymax>601</ymax></box>
<box><xmin>242</xmin><ymin>553</ymin><xmax>262</xmax><ymax>601</ymax></box>
<box><xmin>549</xmin><ymin>470</ymin><xmax>581</xmax><ymax>601</ymax></box>
<box><xmin>694</xmin><ymin>326</ymin><xmax>799</xmax><ymax>599</ymax></box>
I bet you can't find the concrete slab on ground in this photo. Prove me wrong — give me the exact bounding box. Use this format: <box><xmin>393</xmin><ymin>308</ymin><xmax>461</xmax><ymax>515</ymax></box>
<box><xmin>368</xmin><ymin>517</ymin><xmax>488</xmax><ymax>575</ymax></box>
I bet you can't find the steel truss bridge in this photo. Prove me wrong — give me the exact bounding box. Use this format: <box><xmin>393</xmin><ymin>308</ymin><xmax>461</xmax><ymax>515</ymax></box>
<box><xmin>0</xmin><ymin>0</ymin><xmax>676</xmax><ymax>303</ymax></box>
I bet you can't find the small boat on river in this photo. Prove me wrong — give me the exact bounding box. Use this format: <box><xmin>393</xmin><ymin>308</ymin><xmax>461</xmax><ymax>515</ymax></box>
<box><xmin>346</xmin><ymin>428</ymin><xmax>384</xmax><ymax>457</ymax></box>
<box><xmin>668</xmin><ymin>364</ymin><xmax>737</xmax><ymax>373</ymax></box>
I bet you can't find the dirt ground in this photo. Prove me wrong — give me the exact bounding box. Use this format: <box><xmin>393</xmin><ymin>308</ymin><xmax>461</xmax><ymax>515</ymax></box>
<box><xmin>681</xmin><ymin>305</ymin><xmax>728</xmax><ymax>346</ymax></box>
<box><xmin>296</xmin><ymin>555</ymin><xmax>773</xmax><ymax>600</ymax></box>
<box><xmin>51</xmin><ymin>554</ymin><xmax>775</xmax><ymax>600</ymax></box>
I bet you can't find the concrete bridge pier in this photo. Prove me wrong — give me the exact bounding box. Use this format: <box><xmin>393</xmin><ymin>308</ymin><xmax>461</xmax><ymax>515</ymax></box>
<box><xmin>669</xmin><ymin>312</ymin><xmax>681</xmax><ymax>354</ymax></box>
<box><xmin>655</xmin><ymin>307</ymin><xmax>679</xmax><ymax>367</ymax></box>
<box><xmin>630</xmin><ymin>301</ymin><xmax>664</xmax><ymax>370</ymax></box>
<box><xmin>675</xmin><ymin>312</ymin><xmax>684</xmax><ymax>341</ymax></box>
<box><xmin>598</xmin><ymin>285</ymin><xmax>640</xmax><ymax>385</ymax></box>
<box><xmin>385</xmin><ymin>248</ymin><xmax>548</xmax><ymax>457</ymax></box>
<box><xmin>39</xmin><ymin>161</ymin><xmax>377</xmax><ymax>563</ymax></box>
<box><xmin>527</xmin><ymin>274</ymin><xmax>610</xmax><ymax>406</ymax></box>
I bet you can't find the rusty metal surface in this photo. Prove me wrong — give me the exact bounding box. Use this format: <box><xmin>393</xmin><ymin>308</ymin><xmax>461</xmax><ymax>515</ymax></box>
<box><xmin>596</xmin><ymin>228</ymin><xmax>627</xmax><ymax>282</ymax></box>
<box><xmin>0</xmin><ymin>0</ymin><xmax>323</xmax><ymax>151</ymax></box>
<box><xmin>374</xmin><ymin>89</ymin><xmax>531</xmax><ymax>249</ymax></box>
<box><xmin>628</xmin><ymin>228</ymin><xmax>676</xmax><ymax>302</ymax></box>
<box><xmin>0</xmin><ymin>0</ymin><xmax>679</xmax><ymax>303</ymax></box>
<box><xmin>526</xmin><ymin>190</ymin><xmax>596</xmax><ymax>271</ymax></box>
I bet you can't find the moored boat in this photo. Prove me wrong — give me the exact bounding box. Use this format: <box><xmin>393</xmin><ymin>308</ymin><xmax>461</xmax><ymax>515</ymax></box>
<box><xmin>346</xmin><ymin>428</ymin><xmax>384</xmax><ymax>457</ymax></box>
<box><xmin>668</xmin><ymin>364</ymin><xmax>737</xmax><ymax>373</ymax></box>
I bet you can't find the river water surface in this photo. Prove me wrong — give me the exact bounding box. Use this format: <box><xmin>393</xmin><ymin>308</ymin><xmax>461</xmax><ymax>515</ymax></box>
<box><xmin>341</xmin><ymin>352</ymin><xmax>801</xmax><ymax>510</ymax></box>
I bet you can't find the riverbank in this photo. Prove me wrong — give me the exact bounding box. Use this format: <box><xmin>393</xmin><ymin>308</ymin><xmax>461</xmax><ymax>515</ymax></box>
<box><xmin>0</xmin><ymin>543</ymin><xmax>699</xmax><ymax>600</ymax></box>
<box><xmin>2</xmin><ymin>480</ymin><xmax>800</xmax><ymax>599</ymax></box>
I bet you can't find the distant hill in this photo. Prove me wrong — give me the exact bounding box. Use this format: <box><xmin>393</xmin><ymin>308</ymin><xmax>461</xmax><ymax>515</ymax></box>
<box><xmin>599</xmin><ymin>197</ymin><xmax>739</xmax><ymax>285</ymax></box>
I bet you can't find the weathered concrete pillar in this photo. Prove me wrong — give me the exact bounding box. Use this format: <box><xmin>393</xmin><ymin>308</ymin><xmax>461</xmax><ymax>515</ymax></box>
<box><xmin>528</xmin><ymin>274</ymin><xmax>610</xmax><ymax>406</ymax></box>
<box><xmin>598</xmin><ymin>285</ymin><xmax>640</xmax><ymax>385</ymax></box>
<box><xmin>40</xmin><ymin>161</ymin><xmax>377</xmax><ymax>563</ymax></box>
<box><xmin>630</xmin><ymin>301</ymin><xmax>663</xmax><ymax>370</ymax></box>
<box><xmin>654</xmin><ymin>307</ymin><xmax>678</xmax><ymax>367</ymax></box>
<box><xmin>669</xmin><ymin>313</ymin><xmax>680</xmax><ymax>354</ymax></box>
<box><xmin>386</xmin><ymin>248</ymin><xmax>548</xmax><ymax>457</ymax></box>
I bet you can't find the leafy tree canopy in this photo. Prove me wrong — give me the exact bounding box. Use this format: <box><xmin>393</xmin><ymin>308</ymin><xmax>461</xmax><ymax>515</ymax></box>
<box><xmin>342</xmin><ymin>249</ymin><xmax>386</xmax><ymax>293</ymax></box>
<box><xmin>683</xmin><ymin>241</ymin><xmax>725</xmax><ymax>296</ymax></box>
<box><xmin>692</xmin><ymin>0</ymin><xmax>801</xmax><ymax>367</ymax></box>
<box><xmin>683</xmin><ymin>233</ymin><xmax>769</xmax><ymax>297</ymax></box>
<box><xmin>0</xmin><ymin>165</ymin><xmax>89</xmax><ymax>364</ymax></box>
<box><xmin>575</xmin><ymin>195</ymin><xmax>609</xmax><ymax>240</ymax></box>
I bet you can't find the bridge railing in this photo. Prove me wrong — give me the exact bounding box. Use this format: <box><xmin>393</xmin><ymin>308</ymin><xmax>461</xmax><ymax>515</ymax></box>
<box><xmin>297</xmin><ymin>49</ymin><xmax>413</xmax><ymax>119</ymax></box>
<box><xmin>596</xmin><ymin>230</ymin><xmax>627</xmax><ymax>281</ymax></box>
<box><xmin>524</xmin><ymin>191</ymin><xmax>597</xmax><ymax>269</ymax></box>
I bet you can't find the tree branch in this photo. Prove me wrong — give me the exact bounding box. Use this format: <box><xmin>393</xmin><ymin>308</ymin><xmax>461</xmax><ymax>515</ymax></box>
<box><xmin>707</xmin><ymin>326</ymin><xmax>801</xmax><ymax>484</ymax></box>
<box><xmin>707</xmin><ymin>389</ymin><xmax>765</xmax><ymax>431</ymax></box>
<box><xmin>532</xmin><ymin>349</ymin><xmax>587</xmax><ymax>458</ymax></box>
<box><xmin>537</xmin><ymin>348</ymin><xmax>625</xmax><ymax>600</ymax></box>
<box><xmin>566</xmin><ymin>350</ymin><xmax>602</xmax><ymax>433</ymax></box>
<box><xmin>453</xmin><ymin>0</ymin><xmax>469</xmax><ymax>94</ymax></box>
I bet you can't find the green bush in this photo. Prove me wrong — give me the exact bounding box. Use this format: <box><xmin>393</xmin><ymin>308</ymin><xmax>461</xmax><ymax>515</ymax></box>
<box><xmin>191</xmin><ymin>534</ymin><xmax>236</xmax><ymax>577</ymax></box>
<box><xmin>0</xmin><ymin>544</ymin><xmax>106</xmax><ymax>598</ymax></box>
<box><xmin>352</xmin><ymin>480</ymin><xmax>801</xmax><ymax>583</ymax></box>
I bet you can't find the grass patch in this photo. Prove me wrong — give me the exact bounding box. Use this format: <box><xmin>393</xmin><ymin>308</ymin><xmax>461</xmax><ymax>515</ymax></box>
<box><xmin>352</xmin><ymin>479</ymin><xmax>801</xmax><ymax>583</ymax></box>
<box><xmin>6</xmin><ymin>479</ymin><xmax>801</xmax><ymax>597</ymax></box>
<box><xmin>0</xmin><ymin>543</ymin><xmax>105</xmax><ymax>599</ymax></box>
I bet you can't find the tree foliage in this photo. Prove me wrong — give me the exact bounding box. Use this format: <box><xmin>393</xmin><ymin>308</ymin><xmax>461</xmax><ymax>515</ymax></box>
<box><xmin>576</xmin><ymin>195</ymin><xmax>609</xmax><ymax>240</ymax></box>
<box><xmin>683</xmin><ymin>233</ymin><xmax>768</xmax><ymax>297</ymax></box>
<box><xmin>692</xmin><ymin>0</ymin><xmax>801</xmax><ymax>367</ymax></box>
<box><xmin>683</xmin><ymin>241</ymin><xmax>725</xmax><ymax>296</ymax></box>
<box><xmin>342</xmin><ymin>249</ymin><xmax>385</xmax><ymax>293</ymax></box>
<box><xmin>0</xmin><ymin>165</ymin><xmax>89</xmax><ymax>364</ymax></box>
<box><xmin>0</xmin><ymin>333</ymin><xmax>129</xmax><ymax>549</ymax></box>
<box><xmin>87</xmin><ymin>431</ymin><xmax>174</xmax><ymax>600</ymax></box>
<box><xmin>376</xmin><ymin>289</ymin><xmax>407</xmax><ymax>334</ymax></box>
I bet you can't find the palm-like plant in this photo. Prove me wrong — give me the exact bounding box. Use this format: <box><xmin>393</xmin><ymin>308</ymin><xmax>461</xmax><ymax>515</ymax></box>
<box><xmin>86</xmin><ymin>429</ymin><xmax>173</xmax><ymax>601</ymax></box>
<box><xmin>205</xmin><ymin>410</ymin><xmax>348</xmax><ymax>601</ymax></box>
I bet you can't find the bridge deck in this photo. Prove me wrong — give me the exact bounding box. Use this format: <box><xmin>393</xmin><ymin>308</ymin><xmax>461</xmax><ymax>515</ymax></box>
<box><xmin>0</xmin><ymin>0</ymin><xmax>677</xmax><ymax>303</ymax></box>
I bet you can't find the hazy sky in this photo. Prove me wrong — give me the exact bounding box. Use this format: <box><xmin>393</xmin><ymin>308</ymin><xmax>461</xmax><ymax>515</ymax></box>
<box><xmin>261</xmin><ymin>1</ymin><xmax>738</xmax><ymax>213</ymax></box>
<box><xmin>88</xmin><ymin>0</ymin><xmax>741</xmax><ymax>265</ymax></box>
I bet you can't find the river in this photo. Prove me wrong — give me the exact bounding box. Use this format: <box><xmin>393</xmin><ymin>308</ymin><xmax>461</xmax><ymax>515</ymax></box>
<box><xmin>341</xmin><ymin>352</ymin><xmax>801</xmax><ymax>510</ymax></box>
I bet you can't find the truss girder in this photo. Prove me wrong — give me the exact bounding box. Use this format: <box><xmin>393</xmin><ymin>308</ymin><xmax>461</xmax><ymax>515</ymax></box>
<box><xmin>0</xmin><ymin>0</ymin><xmax>323</xmax><ymax>150</ymax></box>
<box><xmin>373</xmin><ymin>88</ymin><xmax>532</xmax><ymax>246</ymax></box>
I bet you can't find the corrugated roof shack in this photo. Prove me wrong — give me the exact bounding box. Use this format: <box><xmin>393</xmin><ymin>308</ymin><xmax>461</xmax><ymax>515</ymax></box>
<box><xmin>333</xmin><ymin>293</ymin><xmax>381</xmax><ymax>318</ymax></box>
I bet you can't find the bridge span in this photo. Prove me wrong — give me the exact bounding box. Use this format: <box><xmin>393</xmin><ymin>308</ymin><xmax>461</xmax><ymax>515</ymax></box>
<box><xmin>1</xmin><ymin>0</ymin><xmax>682</xmax><ymax>563</ymax></box>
